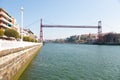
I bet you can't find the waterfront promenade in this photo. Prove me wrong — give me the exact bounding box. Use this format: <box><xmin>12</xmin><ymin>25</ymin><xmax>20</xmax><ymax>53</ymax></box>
<box><xmin>0</xmin><ymin>40</ymin><xmax>41</xmax><ymax>51</ymax></box>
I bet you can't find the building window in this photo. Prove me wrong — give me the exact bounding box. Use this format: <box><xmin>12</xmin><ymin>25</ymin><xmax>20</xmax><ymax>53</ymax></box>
<box><xmin>8</xmin><ymin>24</ymin><xmax>12</xmax><ymax>27</ymax></box>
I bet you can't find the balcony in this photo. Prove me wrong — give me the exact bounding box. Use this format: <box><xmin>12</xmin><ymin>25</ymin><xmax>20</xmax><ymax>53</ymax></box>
<box><xmin>0</xmin><ymin>12</ymin><xmax>13</xmax><ymax>21</ymax></box>
<box><xmin>0</xmin><ymin>17</ymin><xmax>13</xmax><ymax>26</ymax></box>
<box><xmin>0</xmin><ymin>22</ymin><xmax>11</xmax><ymax>29</ymax></box>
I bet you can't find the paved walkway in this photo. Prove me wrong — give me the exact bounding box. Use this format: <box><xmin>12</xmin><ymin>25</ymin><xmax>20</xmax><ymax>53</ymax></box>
<box><xmin>0</xmin><ymin>40</ymin><xmax>42</xmax><ymax>51</ymax></box>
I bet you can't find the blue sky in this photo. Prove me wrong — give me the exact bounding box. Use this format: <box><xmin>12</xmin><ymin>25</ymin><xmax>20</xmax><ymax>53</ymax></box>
<box><xmin>1</xmin><ymin>0</ymin><xmax>120</xmax><ymax>39</ymax></box>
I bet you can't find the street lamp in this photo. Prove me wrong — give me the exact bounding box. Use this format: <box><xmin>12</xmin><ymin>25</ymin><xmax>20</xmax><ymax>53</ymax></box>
<box><xmin>20</xmin><ymin>6</ymin><xmax>24</xmax><ymax>41</ymax></box>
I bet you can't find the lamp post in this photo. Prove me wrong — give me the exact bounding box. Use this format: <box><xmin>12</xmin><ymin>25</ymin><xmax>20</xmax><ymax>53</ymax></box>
<box><xmin>20</xmin><ymin>6</ymin><xmax>24</xmax><ymax>41</ymax></box>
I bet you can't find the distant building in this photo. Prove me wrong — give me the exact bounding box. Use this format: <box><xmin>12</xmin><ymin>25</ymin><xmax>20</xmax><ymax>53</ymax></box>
<box><xmin>65</xmin><ymin>35</ymin><xmax>78</xmax><ymax>43</ymax></box>
<box><xmin>21</xmin><ymin>28</ymin><xmax>34</xmax><ymax>37</ymax></box>
<box><xmin>103</xmin><ymin>33</ymin><xmax>120</xmax><ymax>43</ymax></box>
<box><xmin>0</xmin><ymin>8</ymin><xmax>19</xmax><ymax>31</ymax></box>
<box><xmin>80</xmin><ymin>34</ymin><xmax>97</xmax><ymax>43</ymax></box>
<box><xmin>21</xmin><ymin>28</ymin><xmax>38</xmax><ymax>40</ymax></box>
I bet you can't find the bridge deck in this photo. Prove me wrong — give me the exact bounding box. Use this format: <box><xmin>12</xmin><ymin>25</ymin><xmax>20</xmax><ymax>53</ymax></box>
<box><xmin>42</xmin><ymin>25</ymin><xmax>98</xmax><ymax>28</ymax></box>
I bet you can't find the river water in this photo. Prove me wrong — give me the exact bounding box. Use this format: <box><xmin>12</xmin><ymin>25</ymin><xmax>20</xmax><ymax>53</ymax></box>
<box><xmin>19</xmin><ymin>43</ymin><xmax>120</xmax><ymax>80</ymax></box>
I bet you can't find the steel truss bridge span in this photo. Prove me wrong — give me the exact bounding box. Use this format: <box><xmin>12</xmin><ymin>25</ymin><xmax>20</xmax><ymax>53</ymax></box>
<box><xmin>42</xmin><ymin>25</ymin><xmax>98</xmax><ymax>28</ymax></box>
<box><xmin>40</xmin><ymin>19</ymin><xmax>102</xmax><ymax>42</ymax></box>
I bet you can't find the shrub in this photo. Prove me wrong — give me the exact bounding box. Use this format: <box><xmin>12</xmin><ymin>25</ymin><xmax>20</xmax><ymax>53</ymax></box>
<box><xmin>23</xmin><ymin>36</ymin><xmax>30</xmax><ymax>41</ymax></box>
<box><xmin>30</xmin><ymin>38</ymin><xmax>34</xmax><ymax>42</ymax></box>
<box><xmin>23</xmin><ymin>36</ymin><xmax>36</xmax><ymax>42</ymax></box>
<box><xmin>0</xmin><ymin>29</ymin><xmax>4</xmax><ymax>37</ymax></box>
<box><xmin>35</xmin><ymin>39</ymin><xmax>38</xmax><ymax>42</ymax></box>
<box><xmin>4</xmin><ymin>29</ymin><xmax>19</xmax><ymax>38</ymax></box>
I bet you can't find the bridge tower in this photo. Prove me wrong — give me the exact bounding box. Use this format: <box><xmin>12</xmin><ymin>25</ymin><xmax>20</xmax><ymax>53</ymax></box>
<box><xmin>40</xmin><ymin>19</ymin><xmax>43</xmax><ymax>42</ymax></box>
<box><xmin>98</xmin><ymin>21</ymin><xmax>102</xmax><ymax>41</ymax></box>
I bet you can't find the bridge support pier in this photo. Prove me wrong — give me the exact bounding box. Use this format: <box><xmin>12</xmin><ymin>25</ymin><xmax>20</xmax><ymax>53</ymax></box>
<box><xmin>98</xmin><ymin>21</ymin><xmax>102</xmax><ymax>41</ymax></box>
<box><xmin>40</xmin><ymin>19</ymin><xmax>43</xmax><ymax>43</ymax></box>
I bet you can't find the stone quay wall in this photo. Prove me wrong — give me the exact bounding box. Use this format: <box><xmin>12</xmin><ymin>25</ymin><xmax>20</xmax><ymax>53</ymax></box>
<box><xmin>0</xmin><ymin>41</ymin><xmax>43</xmax><ymax>80</ymax></box>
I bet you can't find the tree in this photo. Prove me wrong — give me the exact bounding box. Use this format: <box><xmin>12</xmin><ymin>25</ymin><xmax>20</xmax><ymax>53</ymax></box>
<box><xmin>0</xmin><ymin>29</ymin><xmax>4</xmax><ymax>37</ymax></box>
<box><xmin>4</xmin><ymin>29</ymin><xmax>19</xmax><ymax>38</ymax></box>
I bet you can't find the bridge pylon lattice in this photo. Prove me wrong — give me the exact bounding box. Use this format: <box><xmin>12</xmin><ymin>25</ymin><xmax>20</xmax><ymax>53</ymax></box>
<box><xmin>98</xmin><ymin>21</ymin><xmax>102</xmax><ymax>41</ymax></box>
<box><xmin>40</xmin><ymin>19</ymin><xmax>43</xmax><ymax>42</ymax></box>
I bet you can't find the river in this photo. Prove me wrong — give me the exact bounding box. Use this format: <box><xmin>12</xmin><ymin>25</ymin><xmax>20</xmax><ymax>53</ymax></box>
<box><xmin>19</xmin><ymin>43</ymin><xmax>120</xmax><ymax>80</ymax></box>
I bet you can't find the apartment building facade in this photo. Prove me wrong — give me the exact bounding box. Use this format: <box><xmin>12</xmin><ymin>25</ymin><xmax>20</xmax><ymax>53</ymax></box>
<box><xmin>0</xmin><ymin>8</ymin><xmax>19</xmax><ymax>31</ymax></box>
<box><xmin>22</xmin><ymin>28</ymin><xmax>38</xmax><ymax>41</ymax></box>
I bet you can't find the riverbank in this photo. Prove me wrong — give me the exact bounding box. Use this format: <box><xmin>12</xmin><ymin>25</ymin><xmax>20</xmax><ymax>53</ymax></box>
<box><xmin>45</xmin><ymin>42</ymin><xmax>120</xmax><ymax>46</ymax></box>
<box><xmin>12</xmin><ymin>45</ymin><xmax>42</xmax><ymax>80</ymax></box>
<box><xmin>92</xmin><ymin>42</ymin><xmax>120</xmax><ymax>45</ymax></box>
